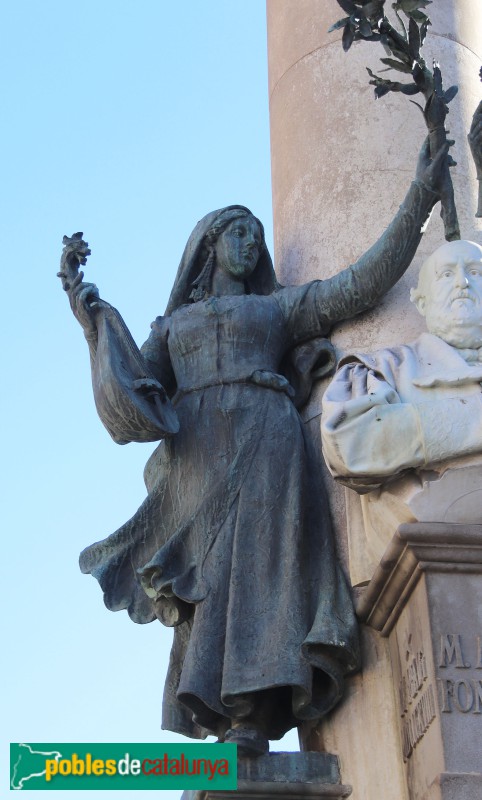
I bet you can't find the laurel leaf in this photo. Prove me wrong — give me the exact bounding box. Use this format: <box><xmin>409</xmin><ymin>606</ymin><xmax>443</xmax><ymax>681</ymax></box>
<box><xmin>380</xmin><ymin>57</ymin><xmax>413</xmax><ymax>73</ymax></box>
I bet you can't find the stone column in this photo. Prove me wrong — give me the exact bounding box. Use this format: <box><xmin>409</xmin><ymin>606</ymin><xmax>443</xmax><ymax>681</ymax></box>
<box><xmin>267</xmin><ymin>2</ymin><xmax>482</xmax><ymax>799</ymax></box>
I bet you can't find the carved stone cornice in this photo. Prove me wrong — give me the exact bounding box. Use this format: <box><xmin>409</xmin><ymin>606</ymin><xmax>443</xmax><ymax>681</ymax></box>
<box><xmin>356</xmin><ymin>523</ymin><xmax>482</xmax><ymax>636</ymax></box>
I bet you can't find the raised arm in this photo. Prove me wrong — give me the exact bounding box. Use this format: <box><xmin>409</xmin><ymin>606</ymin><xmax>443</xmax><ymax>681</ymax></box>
<box><xmin>58</xmin><ymin>233</ymin><xmax>178</xmax><ymax>443</ymax></box>
<box><xmin>276</xmin><ymin>141</ymin><xmax>447</xmax><ymax>344</ymax></box>
<box><xmin>58</xmin><ymin>233</ymin><xmax>100</xmax><ymax>363</ymax></box>
<box><xmin>318</xmin><ymin>140</ymin><xmax>446</xmax><ymax>326</ymax></box>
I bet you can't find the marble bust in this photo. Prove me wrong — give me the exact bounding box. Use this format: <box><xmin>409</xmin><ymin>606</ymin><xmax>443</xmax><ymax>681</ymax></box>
<box><xmin>321</xmin><ymin>239</ymin><xmax>482</xmax><ymax>531</ymax></box>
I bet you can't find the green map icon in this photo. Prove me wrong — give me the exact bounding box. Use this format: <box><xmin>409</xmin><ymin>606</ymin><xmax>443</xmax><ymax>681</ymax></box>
<box><xmin>10</xmin><ymin>743</ymin><xmax>63</xmax><ymax>790</ymax></box>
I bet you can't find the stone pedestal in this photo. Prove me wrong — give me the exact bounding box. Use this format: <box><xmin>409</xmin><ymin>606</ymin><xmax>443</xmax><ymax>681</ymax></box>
<box><xmin>358</xmin><ymin>523</ymin><xmax>482</xmax><ymax>800</ymax></box>
<box><xmin>181</xmin><ymin>752</ymin><xmax>352</xmax><ymax>799</ymax></box>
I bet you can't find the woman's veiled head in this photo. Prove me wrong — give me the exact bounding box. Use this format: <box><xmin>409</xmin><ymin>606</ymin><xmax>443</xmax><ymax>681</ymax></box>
<box><xmin>165</xmin><ymin>206</ymin><xmax>279</xmax><ymax>314</ymax></box>
<box><xmin>191</xmin><ymin>209</ymin><xmax>264</xmax><ymax>301</ymax></box>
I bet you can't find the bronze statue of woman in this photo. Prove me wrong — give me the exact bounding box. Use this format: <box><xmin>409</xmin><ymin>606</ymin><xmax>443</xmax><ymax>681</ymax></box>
<box><xmin>61</xmin><ymin>140</ymin><xmax>447</xmax><ymax>756</ymax></box>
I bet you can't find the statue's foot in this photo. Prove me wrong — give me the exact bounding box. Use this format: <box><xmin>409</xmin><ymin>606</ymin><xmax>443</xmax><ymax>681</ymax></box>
<box><xmin>224</xmin><ymin>725</ymin><xmax>269</xmax><ymax>757</ymax></box>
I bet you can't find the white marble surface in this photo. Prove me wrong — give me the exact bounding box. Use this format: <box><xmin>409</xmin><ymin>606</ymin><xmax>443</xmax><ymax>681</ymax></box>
<box><xmin>322</xmin><ymin>241</ymin><xmax>482</xmax><ymax>492</ymax></box>
<box><xmin>322</xmin><ymin>240</ymin><xmax>482</xmax><ymax>584</ymax></box>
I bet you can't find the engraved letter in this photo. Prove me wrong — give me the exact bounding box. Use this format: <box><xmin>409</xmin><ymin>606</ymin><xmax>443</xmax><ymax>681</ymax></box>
<box><xmin>402</xmin><ymin>721</ymin><xmax>411</xmax><ymax>761</ymax></box>
<box><xmin>408</xmin><ymin>660</ymin><xmax>419</xmax><ymax>699</ymax></box>
<box><xmin>476</xmin><ymin>637</ymin><xmax>482</xmax><ymax>670</ymax></box>
<box><xmin>399</xmin><ymin>676</ymin><xmax>408</xmax><ymax>716</ymax></box>
<box><xmin>419</xmin><ymin>651</ymin><xmax>428</xmax><ymax>682</ymax></box>
<box><xmin>454</xmin><ymin>680</ymin><xmax>474</xmax><ymax>713</ymax></box>
<box><xmin>472</xmin><ymin>680</ymin><xmax>482</xmax><ymax>714</ymax></box>
<box><xmin>438</xmin><ymin>678</ymin><xmax>454</xmax><ymax>713</ymax></box>
<box><xmin>439</xmin><ymin>634</ymin><xmax>468</xmax><ymax>668</ymax></box>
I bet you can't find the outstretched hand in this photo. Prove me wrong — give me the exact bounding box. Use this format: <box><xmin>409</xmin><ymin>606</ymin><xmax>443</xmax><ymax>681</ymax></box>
<box><xmin>58</xmin><ymin>233</ymin><xmax>100</xmax><ymax>335</ymax></box>
<box><xmin>68</xmin><ymin>271</ymin><xmax>100</xmax><ymax>334</ymax></box>
<box><xmin>468</xmin><ymin>100</ymin><xmax>482</xmax><ymax>178</ymax></box>
<box><xmin>415</xmin><ymin>137</ymin><xmax>453</xmax><ymax>195</ymax></box>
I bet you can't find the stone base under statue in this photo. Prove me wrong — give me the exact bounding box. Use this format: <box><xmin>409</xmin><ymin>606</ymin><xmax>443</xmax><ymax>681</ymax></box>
<box><xmin>181</xmin><ymin>751</ymin><xmax>352</xmax><ymax>799</ymax></box>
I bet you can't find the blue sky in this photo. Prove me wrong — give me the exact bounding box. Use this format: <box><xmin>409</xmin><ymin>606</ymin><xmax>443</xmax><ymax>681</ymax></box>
<box><xmin>2</xmin><ymin>3</ymin><xmax>298</xmax><ymax>799</ymax></box>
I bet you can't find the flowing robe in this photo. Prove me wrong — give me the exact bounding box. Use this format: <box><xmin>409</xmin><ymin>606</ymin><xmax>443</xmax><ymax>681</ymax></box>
<box><xmin>81</xmin><ymin>288</ymin><xmax>360</xmax><ymax>739</ymax></box>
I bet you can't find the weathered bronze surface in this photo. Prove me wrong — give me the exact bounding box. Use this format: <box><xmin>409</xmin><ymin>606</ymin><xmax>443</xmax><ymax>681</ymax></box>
<box><xmin>469</xmin><ymin>100</ymin><xmax>482</xmax><ymax>217</ymax></box>
<box><xmin>60</xmin><ymin>147</ymin><xmax>444</xmax><ymax>751</ymax></box>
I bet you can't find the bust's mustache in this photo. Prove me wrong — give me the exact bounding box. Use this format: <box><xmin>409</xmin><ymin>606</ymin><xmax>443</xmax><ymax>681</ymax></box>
<box><xmin>450</xmin><ymin>290</ymin><xmax>477</xmax><ymax>304</ymax></box>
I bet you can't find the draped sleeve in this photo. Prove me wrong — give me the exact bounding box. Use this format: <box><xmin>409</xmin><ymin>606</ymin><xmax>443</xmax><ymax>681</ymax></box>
<box><xmin>88</xmin><ymin>302</ymin><xmax>179</xmax><ymax>444</ymax></box>
<box><xmin>321</xmin><ymin>360</ymin><xmax>425</xmax><ymax>491</ymax></box>
<box><xmin>321</xmin><ymin>351</ymin><xmax>482</xmax><ymax>492</ymax></box>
